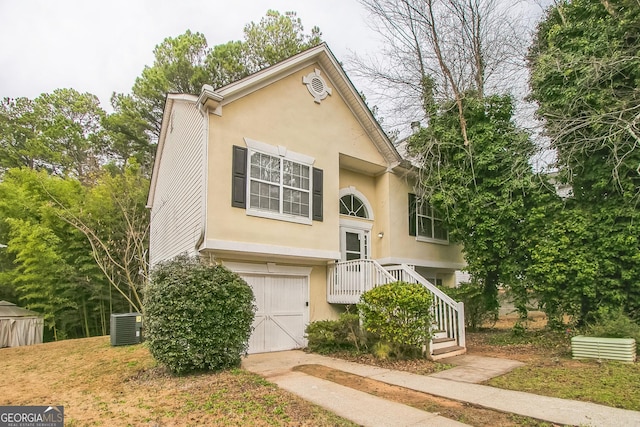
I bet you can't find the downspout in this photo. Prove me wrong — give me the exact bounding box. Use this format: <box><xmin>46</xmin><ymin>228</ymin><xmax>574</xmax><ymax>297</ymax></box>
<box><xmin>196</xmin><ymin>97</ymin><xmax>209</xmax><ymax>256</ymax></box>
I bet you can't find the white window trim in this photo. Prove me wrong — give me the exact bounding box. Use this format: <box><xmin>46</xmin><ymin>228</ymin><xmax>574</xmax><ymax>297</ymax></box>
<box><xmin>340</xmin><ymin>218</ymin><xmax>373</xmax><ymax>231</ymax></box>
<box><xmin>244</xmin><ymin>137</ymin><xmax>315</xmax><ymax>225</ymax></box>
<box><xmin>416</xmin><ymin>200</ymin><xmax>449</xmax><ymax>245</ymax></box>
<box><xmin>416</xmin><ymin>235</ymin><xmax>450</xmax><ymax>245</ymax></box>
<box><xmin>245</xmin><ymin>138</ymin><xmax>315</xmax><ymax>165</ymax></box>
<box><xmin>338</xmin><ymin>186</ymin><xmax>374</xmax><ymax>220</ymax></box>
<box><xmin>340</xmin><ymin>226</ymin><xmax>371</xmax><ymax>261</ymax></box>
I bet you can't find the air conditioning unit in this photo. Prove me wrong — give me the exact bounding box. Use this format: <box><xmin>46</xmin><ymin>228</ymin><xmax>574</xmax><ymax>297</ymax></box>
<box><xmin>110</xmin><ymin>313</ymin><xmax>143</xmax><ymax>346</ymax></box>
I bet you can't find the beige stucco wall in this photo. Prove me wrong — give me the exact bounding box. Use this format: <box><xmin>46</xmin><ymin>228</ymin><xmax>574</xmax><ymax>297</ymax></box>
<box><xmin>384</xmin><ymin>173</ymin><xmax>465</xmax><ymax>268</ymax></box>
<box><xmin>337</xmin><ymin>169</ymin><xmax>464</xmax><ymax>269</ymax></box>
<box><xmin>308</xmin><ymin>265</ymin><xmax>341</xmax><ymax>321</ymax></box>
<box><xmin>205</xmin><ymin>64</ymin><xmax>388</xmax><ymax>254</ymax></box>
<box><xmin>202</xmin><ymin>60</ymin><xmax>464</xmax><ymax>321</ymax></box>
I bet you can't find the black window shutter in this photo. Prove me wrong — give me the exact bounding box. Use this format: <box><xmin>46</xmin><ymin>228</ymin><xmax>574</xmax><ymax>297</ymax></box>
<box><xmin>408</xmin><ymin>193</ymin><xmax>417</xmax><ymax>236</ymax></box>
<box><xmin>312</xmin><ymin>168</ymin><xmax>323</xmax><ymax>221</ymax></box>
<box><xmin>232</xmin><ymin>146</ymin><xmax>248</xmax><ymax>208</ymax></box>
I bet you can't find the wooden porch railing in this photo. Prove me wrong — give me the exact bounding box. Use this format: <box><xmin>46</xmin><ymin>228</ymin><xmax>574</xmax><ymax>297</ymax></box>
<box><xmin>327</xmin><ymin>259</ymin><xmax>397</xmax><ymax>304</ymax></box>
<box><xmin>385</xmin><ymin>264</ymin><xmax>465</xmax><ymax>349</ymax></box>
<box><xmin>327</xmin><ymin>260</ymin><xmax>466</xmax><ymax>351</ymax></box>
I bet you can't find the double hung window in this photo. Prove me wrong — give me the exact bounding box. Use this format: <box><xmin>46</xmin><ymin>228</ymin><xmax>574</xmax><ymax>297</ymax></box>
<box><xmin>249</xmin><ymin>151</ymin><xmax>311</xmax><ymax>218</ymax></box>
<box><xmin>416</xmin><ymin>200</ymin><xmax>448</xmax><ymax>241</ymax></box>
<box><xmin>409</xmin><ymin>193</ymin><xmax>448</xmax><ymax>243</ymax></box>
<box><xmin>230</xmin><ymin>138</ymin><xmax>321</xmax><ymax>224</ymax></box>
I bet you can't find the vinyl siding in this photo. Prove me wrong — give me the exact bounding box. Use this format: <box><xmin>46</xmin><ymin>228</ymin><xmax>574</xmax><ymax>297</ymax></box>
<box><xmin>149</xmin><ymin>100</ymin><xmax>205</xmax><ymax>267</ymax></box>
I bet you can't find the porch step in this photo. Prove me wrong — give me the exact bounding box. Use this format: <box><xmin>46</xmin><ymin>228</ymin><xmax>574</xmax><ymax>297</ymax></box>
<box><xmin>432</xmin><ymin>330</ymin><xmax>448</xmax><ymax>340</ymax></box>
<box><xmin>432</xmin><ymin>337</ymin><xmax>455</xmax><ymax>344</ymax></box>
<box><xmin>429</xmin><ymin>345</ymin><xmax>466</xmax><ymax>361</ymax></box>
<box><xmin>431</xmin><ymin>337</ymin><xmax>456</xmax><ymax>351</ymax></box>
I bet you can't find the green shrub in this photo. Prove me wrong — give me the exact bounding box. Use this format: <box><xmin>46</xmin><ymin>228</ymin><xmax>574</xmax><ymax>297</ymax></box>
<box><xmin>438</xmin><ymin>282</ymin><xmax>498</xmax><ymax>331</ymax></box>
<box><xmin>358</xmin><ymin>281</ymin><xmax>433</xmax><ymax>358</ymax></box>
<box><xmin>305</xmin><ymin>309</ymin><xmax>365</xmax><ymax>354</ymax></box>
<box><xmin>587</xmin><ymin>308</ymin><xmax>640</xmax><ymax>351</ymax></box>
<box><xmin>144</xmin><ymin>255</ymin><xmax>255</xmax><ymax>374</ymax></box>
<box><xmin>372</xmin><ymin>341</ymin><xmax>393</xmax><ymax>360</ymax></box>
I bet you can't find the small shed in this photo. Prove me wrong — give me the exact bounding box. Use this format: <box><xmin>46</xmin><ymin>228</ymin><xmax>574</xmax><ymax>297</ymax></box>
<box><xmin>0</xmin><ymin>300</ymin><xmax>44</xmax><ymax>348</ymax></box>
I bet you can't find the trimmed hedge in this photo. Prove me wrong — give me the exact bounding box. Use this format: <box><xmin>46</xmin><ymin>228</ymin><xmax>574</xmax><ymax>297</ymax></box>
<box><xmin>144</xmin><ymin>255</ymin><xmax>255</xmax><ymax>374</ymax></box>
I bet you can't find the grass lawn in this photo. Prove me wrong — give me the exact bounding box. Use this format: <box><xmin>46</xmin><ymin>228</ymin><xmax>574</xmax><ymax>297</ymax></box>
<box><xmin>0</xmin><ymin>336</ymin><xmax>356</xmax><ymax>426</ymax></box>
<box><xmin>467</xmin><ymin>319</ymin><xmax>640</xmax><ymax>411</ymax></box>
<box><xmin>488</xmin><ymin>358</ymin><xmax>640</xmax><ymax>411</ymax></box>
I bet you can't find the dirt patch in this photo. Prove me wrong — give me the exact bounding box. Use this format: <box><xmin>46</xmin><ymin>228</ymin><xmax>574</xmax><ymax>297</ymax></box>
<box><xmin>318</xmin><ymin>351</ymin><xmax>453</xmax><ymax>374</ymax></box>
<box><xmin>294</xmin><ymin>364</ymin><xmax>560</xmax><ymax>427</ymax></box>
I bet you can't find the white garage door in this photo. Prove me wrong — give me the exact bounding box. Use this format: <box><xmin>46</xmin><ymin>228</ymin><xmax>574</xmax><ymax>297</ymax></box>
<box><xmin>240</xmin><ymin>274</ymin><xmax>308</xmax><ymax>354</ymax></box>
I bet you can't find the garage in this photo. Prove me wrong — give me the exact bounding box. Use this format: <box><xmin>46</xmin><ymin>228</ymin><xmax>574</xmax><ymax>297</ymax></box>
<box><xmin>239</xmin><ymin>273</ymin><xmax>309</xmax><ymax>354</ymax></box>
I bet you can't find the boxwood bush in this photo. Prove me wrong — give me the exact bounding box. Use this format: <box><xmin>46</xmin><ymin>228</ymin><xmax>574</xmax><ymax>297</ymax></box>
<box><xmin>145</xmin><ymin>255</ymin><xmax>255</xmax><ymax>374</ymax></box>
<box><xmin>358</xmin><ymin>281</ymin><xmax>433</xmax><ymax>358</ymax></box>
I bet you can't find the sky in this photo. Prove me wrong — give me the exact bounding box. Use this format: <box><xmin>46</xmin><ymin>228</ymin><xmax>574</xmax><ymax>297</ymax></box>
<box><xmin>0</xmin><ymin>0</ymin><xmax>382</xmax><ymax>111</ymax></box>
<box><xmin>0</xmin><ymin>0</ymin><xmax>551</xmax><ymax>139</ymax></box>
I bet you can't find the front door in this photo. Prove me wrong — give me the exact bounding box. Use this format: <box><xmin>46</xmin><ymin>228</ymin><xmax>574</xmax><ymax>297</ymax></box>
<box><xmin>340</xmin><ymin>227</ymin><xmax>369</xmax><ymax>261</ymax></box>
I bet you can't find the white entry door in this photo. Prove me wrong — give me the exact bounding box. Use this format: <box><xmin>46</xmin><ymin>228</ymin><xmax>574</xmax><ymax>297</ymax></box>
<box><xmin>240</xmin><ymin>274</ymin><xmax>308</xmax><ymax>354</ymax></box>
<box><xmin>340</xmin><ymin>226</ymin><xmax>370</xmax><ymax>261</ymax></box>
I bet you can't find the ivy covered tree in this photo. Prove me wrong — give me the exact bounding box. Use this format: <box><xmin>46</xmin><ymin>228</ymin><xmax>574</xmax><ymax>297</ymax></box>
<box><xmin>410</xmin><ymin>94</ymin><xmax>542</xmax><ymax>322</ymax></box>
<box><xmin>358</xmin><ymin>0</ymin><xmax>540</xmax><ymax>322</ymax></box>
<box><xmin>529</xmin><ymin>0</ymin><xmax>640</xmax><ymax>204</ymax></box>
<box><xmin>528</xmin><ymin>0</ymin><xmax>640</xmax><ymax>324</ymax></box>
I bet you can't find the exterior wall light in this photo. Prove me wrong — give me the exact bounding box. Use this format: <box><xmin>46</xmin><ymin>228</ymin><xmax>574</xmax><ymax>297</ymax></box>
<box><xmin>377</xmin><ymin>232</ymin><xmax>384</xmax><ymax>238</ymax></box>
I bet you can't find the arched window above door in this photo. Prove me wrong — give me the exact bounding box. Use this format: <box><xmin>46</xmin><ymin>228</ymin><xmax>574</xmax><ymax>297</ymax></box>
<box><xmin>339</xmin><ymin>187</ymin><xmax>374</xmax><ymax>220</ymax></box>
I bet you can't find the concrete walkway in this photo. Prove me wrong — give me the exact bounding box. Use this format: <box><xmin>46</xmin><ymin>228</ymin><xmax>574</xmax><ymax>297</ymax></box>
<box><xmin>242</xmin><ymin>350</ymin><xmax>640</xmax><ymax>427</ymax></box>
<box><xmin>430</xmin><ymin>354</ymin><xmax>525</xmax><ymax>383</ymax></box>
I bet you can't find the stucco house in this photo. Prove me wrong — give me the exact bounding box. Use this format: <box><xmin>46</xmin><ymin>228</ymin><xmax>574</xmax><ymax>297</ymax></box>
<box><xmin>147</xmin><ymin>43</ymin><xmax>466</xmax><ymax>359</ymax></box>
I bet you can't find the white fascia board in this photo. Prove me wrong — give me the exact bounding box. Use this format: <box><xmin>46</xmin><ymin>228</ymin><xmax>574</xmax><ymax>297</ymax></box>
<box><xmin>216</xmin><ymin>45</ymin><xmax>328</xmax><ymax>103</ymax></box>
<box><xmin>204</xmin><ymin>239</ymin><xmax>341</xmax><ymax>261</ymax></box>
<box><xmin>197</xmin><ymin>84</ymin><xmax>223</xmax><ymax>115</ymax></box>
<box><xmin>376</xmin><ymin>257</ymin><xmax>466</xmax><ymax>270</ymax></box>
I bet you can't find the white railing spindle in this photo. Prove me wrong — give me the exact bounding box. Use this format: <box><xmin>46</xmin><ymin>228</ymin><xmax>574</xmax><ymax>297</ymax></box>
<box><xmin>327</xmin><ymin>260</ymin><xmax>465</xmax><ymax>354</ymax></box>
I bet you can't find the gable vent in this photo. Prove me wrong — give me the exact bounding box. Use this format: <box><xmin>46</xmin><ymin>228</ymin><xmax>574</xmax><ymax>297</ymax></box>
<box><xmin>303</xmin><ymin>69</ymin><xmax>332</xmax><ymax>103</ymax></box>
